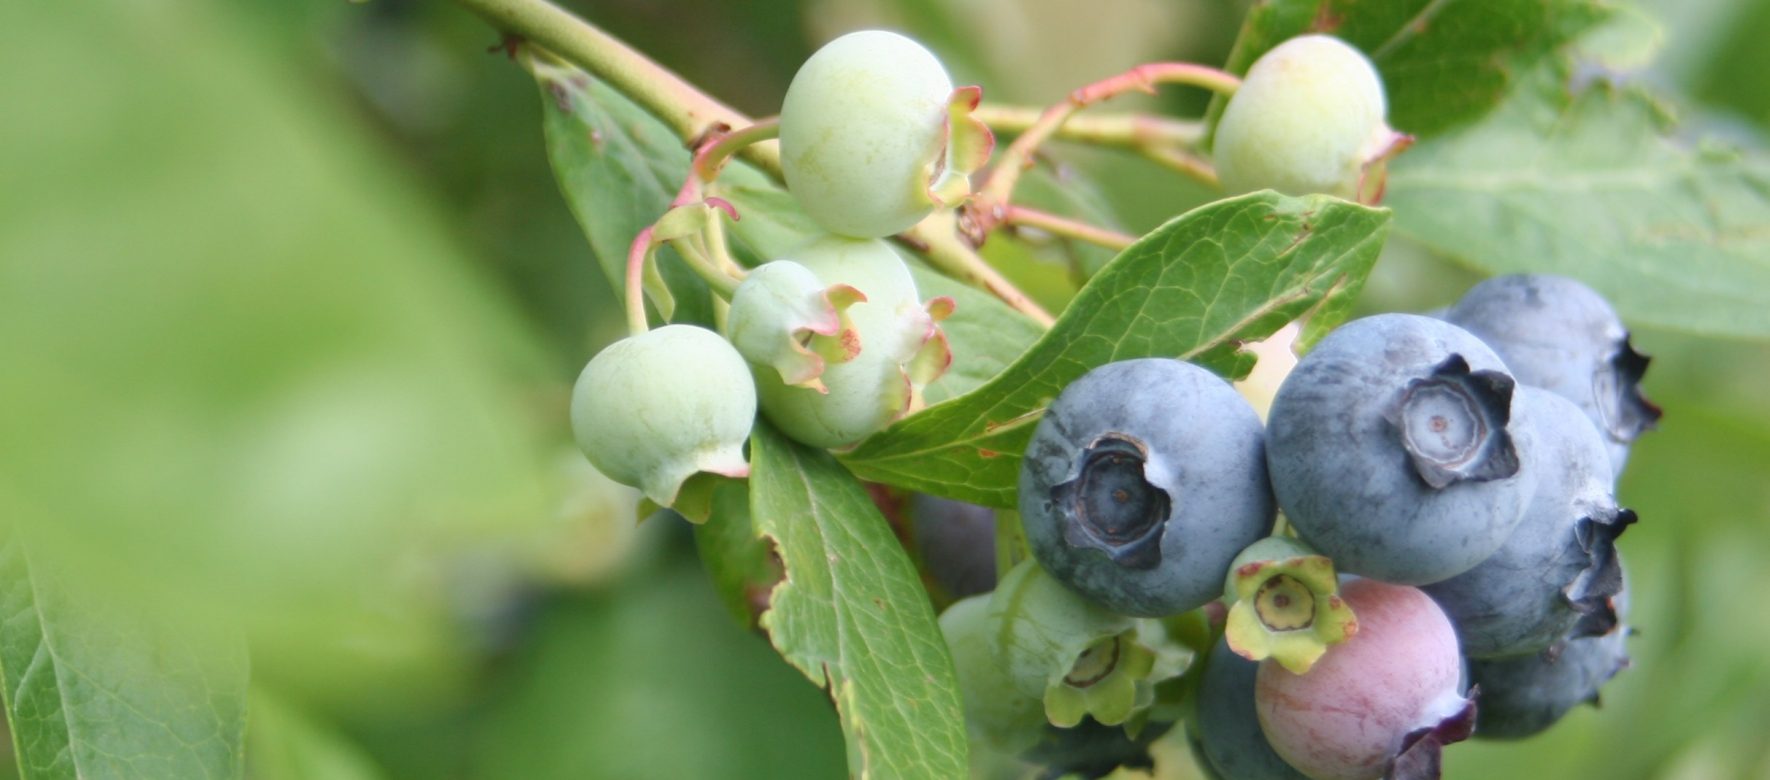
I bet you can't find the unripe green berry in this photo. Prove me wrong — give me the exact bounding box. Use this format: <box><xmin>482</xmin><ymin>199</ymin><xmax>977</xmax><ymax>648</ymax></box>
<box><xmin>725</xmin><ymin>260</ymin><xmax>864</xmax><ymax>391</ymax></box>
<box><xmin>941</xmin><ymin>561</ymin><xmax>1190</xmax><ymax>756</ymax></box>
<box><xmin>569</xmin><ymin>325</ymin><xmax>754</xmax><ymax>506</ymax></box>
<box><xmin>780</xmin><ymin>30</ymin><xmax>954</xmax><ymax>239</ymax></box>
<box><xmin>1213</xmin><ymin>35</ymin><xmax>1396</xmax><ymax>200</ymax></box>
<box><xmin>753</xmin><ymin>236</ymin><xmax>951</xmax><ymax>449</ymax></box>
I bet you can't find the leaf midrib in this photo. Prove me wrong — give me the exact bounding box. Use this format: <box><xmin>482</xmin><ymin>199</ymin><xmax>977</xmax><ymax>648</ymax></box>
<box><xmin>8</xmin><ymin>542</ymin><xmax>81</xmax><ymax>779</ymax></box>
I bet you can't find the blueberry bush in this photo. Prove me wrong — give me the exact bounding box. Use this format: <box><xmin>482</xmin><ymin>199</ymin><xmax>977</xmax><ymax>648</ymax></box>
<box><xmin>4</xmin><ymin>0</ymin><xmax>1770</xmax><ymax>778</ymax></box>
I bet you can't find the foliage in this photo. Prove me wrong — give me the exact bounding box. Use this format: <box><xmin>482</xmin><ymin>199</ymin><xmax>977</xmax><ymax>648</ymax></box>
<box><xmin>4</xmin><ymin>0</ymin><xmax>1770</xmax><ymax>778</ymax></box>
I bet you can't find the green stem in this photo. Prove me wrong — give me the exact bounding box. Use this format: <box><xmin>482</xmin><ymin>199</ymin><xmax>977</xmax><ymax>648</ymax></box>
<box><xmin>1142</xmin><ymin>144</ymin><xmax>1220</xmax><ymax>188</ymax></box>
<box><xmin>977</xmin><ymin>62</ymin><xmax>1240</xmax><ymax>225</ymax></box>
<box><xmin>457</xmin><ymin>0</ymin><xmax>782</xmax><ymax>179</ymax></box>
<box><xmin>974</xmin><ymin>104</ymin><xmax>1205</xmax><ymax>150</ymax></box>
<box><xmin>624</xmin><ymin>227</ymin><xmax>655</xmax><ymax>337</ymax></box>
<box><xmin>712</xmin><ymin>293</ymin><xmax>731</xmax><ymax>334</ymax></box>
<box><xmin>701</xmin><ymin>211</ymin><xmax>746</xmax><ymax>278</ymax></box>
<box><xmin>693</xmin><ymin>118</ymin><xmax>780</xmax><ymax>184</ymax></box>
<box><xmin>673</xmin><ymin>238</ymin><xmax>741</xmax><ymax>298</ymax></box>
<box><xmin>458</xmin><ymin>0</ymin><xmax>1052</xmax><ymax>326</ymax></box>
<box><xmin>915</xmin><ymin>211</ymin><xmax>1056</xmax><ymax>327</ymax></box>
<box><xmin>1002</xmin><ymin>205</ymin><xmax>1136</xmax><ymax>252</ymax></box>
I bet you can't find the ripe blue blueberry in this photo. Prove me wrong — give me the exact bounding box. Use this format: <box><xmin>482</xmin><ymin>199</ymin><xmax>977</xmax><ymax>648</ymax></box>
<box><xmin>1266</xmin><ymin>313</ymin><xmax>1534</xmax><ymax>584</ymax></box>
<box><xmin>1020</xmin><ymin>359</ymin><xmax>1275</xmax><ymax>616</ymax></box>
<box><xmin>1467</xmin><ymin>572</ymin><xmax>1632</xmax><ymax>740</ymax></box>
<box><xmin>1443</xmin><ymin>274</ymin><xmax>1660</xmax><ymax>474</ymax></box>
<box><xmin>911</xmin><ymin>494</ymin><xmax>997</xmax><ymax>600</ymax></box>
<box><xmin>1188</xmin><ymin>637</ymin><xmax>1309</xmax><ymax>780</ymax></box>
<box><xmin>1424</xmin><ymin>387</ymin><xmax>1634</xmax><ymax>658</ymax></box>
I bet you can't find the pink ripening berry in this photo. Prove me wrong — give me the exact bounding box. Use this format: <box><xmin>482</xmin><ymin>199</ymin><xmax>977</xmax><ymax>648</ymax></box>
<box><xmin>1255</xmin><ymin>578</ymin><xmax>1474</xmax><ymax>780</ymax></box>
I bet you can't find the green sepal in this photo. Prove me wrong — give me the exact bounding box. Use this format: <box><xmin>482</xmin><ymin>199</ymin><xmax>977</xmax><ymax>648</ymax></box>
<box><xmin>669</xmin><ymin>471</ymin><xmax>725</xmax><ymax>524</ymax></box>
<box><xmin>927</xmin><ymin>86</ymin><xmax>995</xmax><ymax>207</ymax></box>
<box><xmin>905</xmin><ymin>296</ymin><xmax>956</xmax><ymax>393</ymax></box>
<box><xmin>987</xmin><ymin>562</ymin><xmax>1191</xmax><ymax>731</ymax></box>
<box><xmin>726</xmin><ymin>261</ymin><xmax>866</xmax><ymax>391</ymax></box>
<box><xmin>1222</xmin><ymin>536</ymin><xmax>1358</xmax><ymax>674</ymax></box>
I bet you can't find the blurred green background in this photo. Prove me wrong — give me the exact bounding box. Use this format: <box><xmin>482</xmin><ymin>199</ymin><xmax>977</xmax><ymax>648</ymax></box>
<box><xmin>1</xmin><ymin>0</ymin><xmax>1767</xmax><ymax>778</ymax></box>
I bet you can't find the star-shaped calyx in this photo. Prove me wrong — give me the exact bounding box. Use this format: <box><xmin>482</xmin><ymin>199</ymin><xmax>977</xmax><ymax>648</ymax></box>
<box><xmin>926</xmin><ymin>86</ymin><xmax>996</xmax><ymax>208</ymax></box>
<box><xmin>1389</xmin><ymin>354</ymin><xmax>1520</xmax><ymax>489</ymax></box>
<box><xmin>989</xmin><ymin>561</ymin><xmax>1190</xmax><ymax>731</ymax></box>
<box><xmin>1223</xmin><ymin>536</ymin><xmax>1358</xmax><ymax>674</ymax></box>
<box><xmin>725</xmin><ymin>260</ymin><xmax>865</xmax><ymax>392</ymax></box>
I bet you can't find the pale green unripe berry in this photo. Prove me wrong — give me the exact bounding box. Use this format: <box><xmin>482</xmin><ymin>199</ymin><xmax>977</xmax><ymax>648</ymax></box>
<box><xmin>754</xmin><ymin>236</ymin><xmax>952</xmax><ymax>449</ymax></box>
<box><xmin>940</xmin><ymin>562</ymin><xmax>1190</xmax><ymax>755</ymax></box>
<box><xmin>780</xmin><ymin>30</ymin><xmax>954</xmax><ymax>239</ymax></box>
<box><xmin>725</xmin><ymin>261</ymin><xmax>864</xmax><ymax>391</ymax></box>
<box><xmin>1214</xmin><ymin>35</ymin><xmax>1394</xmax><ymax>199</ymax></box>
<box><xmin>570</xmin><ymin>325</ymin><xmax>754</xmax><ymax>506</ymax></box>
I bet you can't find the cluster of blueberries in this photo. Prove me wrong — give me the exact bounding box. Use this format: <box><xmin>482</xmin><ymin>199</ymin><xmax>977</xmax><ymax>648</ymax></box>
<box><xmin>565</xmin><ymin>24</ymin><xmax>1656</xmax><ymax>779</ymax></box>
<box><xmin>568</xmin><ymin>31</ymin><xmax>973</xmax><ymax>510</ymax></box>
<box><xmin>934</xmin><ymin>274</ymin><xmax>1656</xmax><ymax>779</ymax></box>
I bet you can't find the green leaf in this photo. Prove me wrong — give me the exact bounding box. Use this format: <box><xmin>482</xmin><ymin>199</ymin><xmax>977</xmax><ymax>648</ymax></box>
<box><xmin>1388</xmin><ymin>64</ymin><xmax>1770</xmax><ymax>338</ymax></box>
<box><xmin>0</xmin><ymin>0</ymin><xmax>548</xmax><ymax>712</ymax></box>
<box><xmin>714</xmin><ymin>177</ymin><xmax>824</xmax><ymax>264</ymax></box>
<box><xmin>693</xmin><ymin>481</ymin><xmax>781</xmax><ymax>630</ymax></box>
<box><xmin>246</xmin><ymin>691</ymin><xmax>385</xmax><ymax>780</ymax></box>
<box><xmin>0</xmin><ymin>533</ymin><xmax>248</xmax><ymax>780</ymax></box>
<box><xmin>842</xmin><ymin>192</ymin><xmax>1391</xmax><ymax>507</ymax></box>
<box><xmin>527</xmin><ymin>54</ymin><xmax>714</xmax><ymax>326</ymax></box>
<box><xmin>1213</xmin><ymin>0</ymin><xmax>1609</xmax><ymax>137</ymax></box>
<box><xmin>748</xmin><ymin>425</ymin><xmax>969</xmax><ymax>779</ymax></box>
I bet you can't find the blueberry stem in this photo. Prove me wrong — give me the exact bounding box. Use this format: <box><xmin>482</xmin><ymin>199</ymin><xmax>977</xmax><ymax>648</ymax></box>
<box><xmin>459</xmin><ymin>0</ymin><xmax>775</xmax><ymax>174</ymax></box>
<box><xmin>1139</xmin><ymin>144</ymin><xmax>1221</xmax><ymax>188</ymax></box>
<box><xmin>674</xmin><ymin>237</ymin><xmax>741</xmax><ymax>298</ymax></box>
<box><xmin>973</xmin><ymin>105</ymin><xmax>1220</xmax><ymax>188</ymax></box>
<box><xmin>915</xmin><ymin>210</ymin><xmax>1057</xmax><ymax>326</ymax></box>
<box><xmin>700</xmin><ymin>209</ymin><xmax>746</xmax><ymax>279</ymax></box>
<box><xmin>622</xmin><ymin>225</ymin><xmax>656</xmax><ymax>336</ymax></box>
<box><xmin>1002</xmin><ymin>205</ymin><xmax>1137</xmax><ymax>252</ymax></box>
<box><xmin>973</xmin><ymin>62</ymin><xmax>1240</xmax><ymax>230</ymax></box>
<box><xmin>691</xmin><ymin>118</ymin><xmax>781</xmax><ymax>184</ymax></box>
<box><xmin>459</xmin><ymin>0</ymin><xmax>1059</xmax><ymax>327</ymax></box>
<box><xmin>972</xmin><ymin>104</ymin><xmax>1206</xmax><ymax>149</ymax></box>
